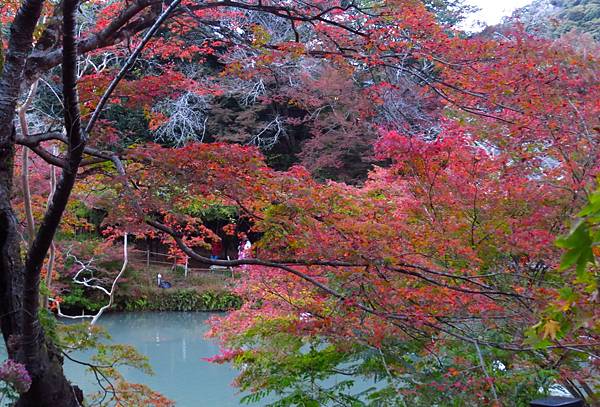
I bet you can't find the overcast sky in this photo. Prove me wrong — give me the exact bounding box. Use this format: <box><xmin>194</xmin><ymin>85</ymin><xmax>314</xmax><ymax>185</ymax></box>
<box><xmin>462</xmin><ymin>0</ymin><xmax>533</xmax><ymax>30</ymax></box>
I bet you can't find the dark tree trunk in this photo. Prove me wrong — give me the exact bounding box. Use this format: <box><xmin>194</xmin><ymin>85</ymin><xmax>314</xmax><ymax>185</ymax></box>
<box><xmin>1</xmin><ymin>0</ymin><xmax>175</xmax><ymax>402</ymax></box>
<box><xmin>14</xmin><ymin>340</ymin><xmax>83</xmax><ymax>407</ymax></box>
<box><xmin>0</xmin><ymin>126</ymin><xmax>24</xmax><ymax>353</ymax></box>
<box><xmin>0</xmin><ymin>131</ymin><xmax>82</xmax><ymax>407</ymax></box>
<box><xmin>0</xmin><ymin>0</ymin><xmax>83</xmax><ymax>405</ymax></box>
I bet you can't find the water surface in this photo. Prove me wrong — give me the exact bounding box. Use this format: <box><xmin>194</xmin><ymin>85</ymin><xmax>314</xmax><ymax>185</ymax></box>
<box><xmin>63</xmin><ymin>312</ymin><xmax>245</xmax><ymax>406</ymax></box>
<box><xmin>3</xmin><ymin>312</ymin><xmax>373</xmax><ymax>406</ymax></box>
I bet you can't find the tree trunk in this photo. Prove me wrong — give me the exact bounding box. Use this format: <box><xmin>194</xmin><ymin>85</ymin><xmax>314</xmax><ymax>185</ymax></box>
<box><xmin>19</xmin><ymin>80</ymin><xmax>39</xmax><ymax>247</ymax></box>
<box><xmin>0</xmin><ymin>127</ymin><xmax>24</xmax><ymax>357</ymax></box>
<box><xmin>15</xmin><ymin>340</ymin><xmax>83</xmax><ymax>407</ymax></box>
<box><xmin>1</xmin><ymin>134</ymin><xmax>82</xmax><ymax>407</ymax></box>
<box><xmin>0</xmin><ymin>0</ymin><xmax>83</xmax><ymax>405</ymax></box>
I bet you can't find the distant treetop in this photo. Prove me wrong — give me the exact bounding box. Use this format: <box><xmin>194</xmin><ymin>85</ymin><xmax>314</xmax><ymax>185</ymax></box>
<box><xmin>508</xmin><ymin>0</ymin><xmax>600</xmax><ymax>39</ymax></box>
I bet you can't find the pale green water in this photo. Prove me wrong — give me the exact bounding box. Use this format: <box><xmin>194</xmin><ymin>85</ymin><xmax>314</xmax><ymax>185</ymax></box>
<box><xmin>2</xmin><ymin>312</ymin><xmax>376</xmax><ymax>406</ymax></box>
<box><xmin>1</xmin><ymin>312</ymin><xmax>248</xmax><ymax>406</ymax></box>
<box><xmin>63</xmin><ymin>312</ymin><xmax>247</xmax><ymax>406</ymax></box>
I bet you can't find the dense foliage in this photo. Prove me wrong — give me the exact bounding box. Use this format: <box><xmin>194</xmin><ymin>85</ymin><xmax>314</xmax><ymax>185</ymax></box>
<box><xmin>505</xmin><ymin>0</ymin><xmax>600</xmax><ymax>40</ymax></box>
<box><xmin>0</xmin><ymin>0</ymin><xmax>598</xmax><ymax>405</ymax></box>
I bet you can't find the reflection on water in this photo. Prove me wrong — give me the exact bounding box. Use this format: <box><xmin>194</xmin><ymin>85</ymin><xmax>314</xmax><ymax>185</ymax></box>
<box><xmin>64</xmin><ymin>312</ymin><xmax>246</xmax><ymax>406</ymax></box>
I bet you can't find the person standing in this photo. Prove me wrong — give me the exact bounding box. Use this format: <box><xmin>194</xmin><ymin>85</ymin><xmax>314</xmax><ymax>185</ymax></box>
<box><xmin>238</xmin><ymin>235</ymin><xmax>251</xmax><ymax>260</ymax></box>
<box><xmin>211</xmin><ymin>239</ymin><xmax>223</xmax><ymax>260</ymax></box>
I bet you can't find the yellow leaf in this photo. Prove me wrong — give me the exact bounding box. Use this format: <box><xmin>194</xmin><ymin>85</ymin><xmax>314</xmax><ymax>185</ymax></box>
<box><xmin>542</xmin><ymin>319</ymin><xmax>560</xmax><ymax>340</ymax></box>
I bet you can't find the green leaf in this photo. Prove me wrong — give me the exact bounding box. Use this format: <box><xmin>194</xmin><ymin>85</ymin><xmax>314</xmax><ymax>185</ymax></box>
<box><xmin>556</xmin><ymin>221</ymin><xmax>595</xmax><ymax>274</ymax></box>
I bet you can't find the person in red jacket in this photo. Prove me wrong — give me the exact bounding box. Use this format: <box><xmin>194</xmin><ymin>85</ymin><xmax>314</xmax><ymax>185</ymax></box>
<box><xmin>211</xmin><ymin>239</ymin><xmax>223</xmax><ymax>260</ymax></box>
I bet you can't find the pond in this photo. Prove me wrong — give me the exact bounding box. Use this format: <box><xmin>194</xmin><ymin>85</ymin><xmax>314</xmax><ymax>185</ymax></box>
<box><xmin>64</xmin><ymin>312</ymin><xmax>244</xmax><ymax>406</ymax></box>
<box><xmin>2</xmin><ymin>312</ymin><xmax>248</xmax><ymax>406</ymax></box>
<box><xmin>3</xmin><ymin>312</ymin><xmax>378</xmax><ymax>406</ymax></box>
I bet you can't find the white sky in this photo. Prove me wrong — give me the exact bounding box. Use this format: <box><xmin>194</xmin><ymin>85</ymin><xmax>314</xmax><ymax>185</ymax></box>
<box><xmin>461</xmin><ymin>0</ymin><xmax>533</xmax><ymax>30</ymax></box>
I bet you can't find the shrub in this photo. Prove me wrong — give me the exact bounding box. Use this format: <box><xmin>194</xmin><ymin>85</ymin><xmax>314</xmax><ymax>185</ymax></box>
<box><xmin>120</xmin><ymin>288</ymin><xmax>242</xmax><ymax>312</ymax></box>
<box><xmin>0</xmin><ymin>359</ymin><xmax>32</xmax><ymax>404</ymax></box>
<box><xmin>60</xmin><ymin>286</ymin><xmax>106</xmax><ymax>313</ymax></box>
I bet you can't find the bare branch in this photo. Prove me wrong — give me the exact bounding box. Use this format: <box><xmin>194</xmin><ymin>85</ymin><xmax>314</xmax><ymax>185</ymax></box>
<box><xmin>50</xmin><ymin>235</ymin><xmax>129</xmax><ymax>325</ymax></box>
<box><xmin>85</xmin><ymin>0</ymin><xmax>184</xmax><ymax>136</ymax></box>
<box><xmin>153</xmin><ymin>92</ymin><xmax>210</xmax><ymax>146</ymax></box>
<box><xmin>18</xmin><ymin>80</ymin><xmax>40</xmax><ymax>246</ymax></box>
<box><xmin>248</xmin><ymin>115</ymin><xmax>287</xmax><ymax>150</ymax></box>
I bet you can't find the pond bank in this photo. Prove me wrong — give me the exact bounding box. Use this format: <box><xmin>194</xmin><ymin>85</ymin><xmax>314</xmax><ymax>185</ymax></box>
<box><xmin>58</xmin><ymin>265</ymin><xmax>243</xmax><ymax>314</ymax></box>
<box><xmin>117</xmin><ymin>287</ymin><xmax>242</xmax><ymax>312</ymax></box>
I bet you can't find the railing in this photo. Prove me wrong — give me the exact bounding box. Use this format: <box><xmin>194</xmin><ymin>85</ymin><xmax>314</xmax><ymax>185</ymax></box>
<box><xmin>127</xmin><ymin>248</ymin><xmax>234</xmax><ymax>278</ymax></box>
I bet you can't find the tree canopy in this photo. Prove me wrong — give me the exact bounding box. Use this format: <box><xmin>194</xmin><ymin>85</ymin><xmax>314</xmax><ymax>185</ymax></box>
<box><xmin>0</xmin><ymin>0</ymin><xmax>598</xmax><ymax>405</ymax></box>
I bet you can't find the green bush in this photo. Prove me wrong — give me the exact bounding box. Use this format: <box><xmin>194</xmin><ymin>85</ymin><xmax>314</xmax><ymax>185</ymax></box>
<box><xmin>60</xmin><ymin>286</ymin><xmax>106</xmax><ymax>312</ymax></box>
<box><xmin>120</xmin><ymin>288</ymin><xmax>242</xmax><ymax>312</ymax></box>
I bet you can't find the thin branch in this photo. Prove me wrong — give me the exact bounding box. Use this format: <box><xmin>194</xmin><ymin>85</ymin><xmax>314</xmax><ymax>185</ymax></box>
<box><xmin>474</xmin><ymin>341</ymin><xmax>499</xmax><ymax>403</ymax></box>
<box><xmin>85</xmin><ymin>0</ymin><xmax>184</xmax><ymax>136</ymax></box>
<box><xmin>43</xmin><ymin>144</ymin><xmax>58</xmax><ymax>309</ymax></box>
<box><xmin>18</xmin><ymin>80</ymin><xmax>40</xmax><ymax>246</ymax></box>
<box><xmin>51</xmin><ymin>234</ymin><xmax>129</xmax><ymax>325</ymax></box>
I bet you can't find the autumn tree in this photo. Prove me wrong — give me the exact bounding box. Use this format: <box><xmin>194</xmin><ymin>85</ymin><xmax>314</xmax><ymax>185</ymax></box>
<box><xmin>99</xmin><ymin>20</ymin><xmax>598</xmax><ymax>406</ymax></box>
<box><xmin>0</xmin><ymin>0</ymin><xmax>598</xmax><ymax>406</ymax></box>
<box><xmin>0</xmin><ymin>0</ymin><xmax>398</xmax><ymax>405</ymax></box>
<box><xmin>102</xmin><ymin>8</ymin><xmax>598</xmax><ymax>406</ymax></box>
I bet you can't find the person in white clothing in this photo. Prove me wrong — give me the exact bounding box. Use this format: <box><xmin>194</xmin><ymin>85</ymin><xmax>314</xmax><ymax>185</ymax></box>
<box><xmin>238</xmin><ymin>236</ymin><xmax>251</xmax><ymax>260</ymax></box>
